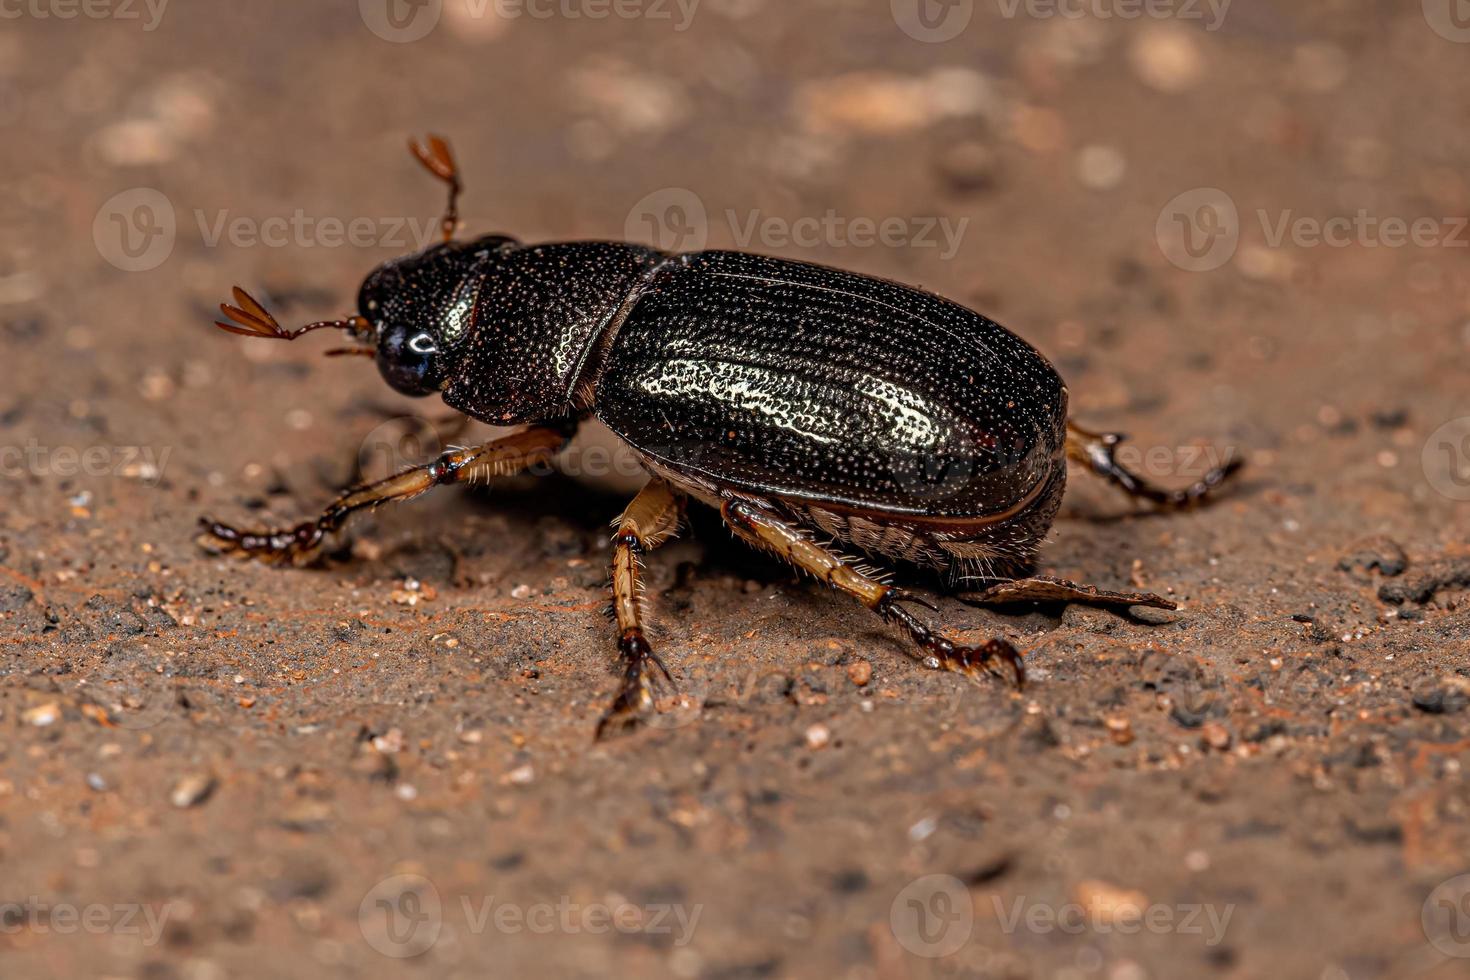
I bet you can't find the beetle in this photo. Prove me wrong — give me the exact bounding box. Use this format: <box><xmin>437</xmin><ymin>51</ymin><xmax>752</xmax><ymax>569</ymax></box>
<box><xmin>201</xmin><ymin>136</ymin><xmax>1240</xmax><ymax>736</ymax></box>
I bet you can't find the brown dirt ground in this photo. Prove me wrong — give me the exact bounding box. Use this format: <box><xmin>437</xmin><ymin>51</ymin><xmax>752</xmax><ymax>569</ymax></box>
<box><xmin>3</xmin><ymin>2</ymin><xmax>1470</xmax><ymax>978</ymax></box>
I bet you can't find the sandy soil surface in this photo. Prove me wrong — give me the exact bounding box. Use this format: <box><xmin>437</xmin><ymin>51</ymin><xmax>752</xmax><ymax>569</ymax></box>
<box><xmin>3</xmin><ymin>2</ymin><xmax>1470</xmax><ymax>977</ymax></box>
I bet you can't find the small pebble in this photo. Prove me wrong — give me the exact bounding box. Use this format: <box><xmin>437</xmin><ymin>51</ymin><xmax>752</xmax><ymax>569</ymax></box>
<box><xmin>846</xmin><ymin>661</ymin><xmax>872</xmax><ymax>687</ymax></box>
<box><xmin>170</xmin><ymin>773</ymin><xmax>216</xmax><ymax>809</ymax></box>
<box><xmin>934</xmin><ymin>140</ymin><xmax>998</xmax><ymax>195</ymax></box>
<box><xmin>1077</xmin><ymin>144</ymin><xmax>1126</xmax><ymax>190</ymax></box>
<box><xmin>1129</xmin><ymin>605</ymin><xmax>1177</xmax><ymax>625</ymax></box>
<box><xmin>23</xmin><ymin>703</ymin><xmax>60</xmax><ymax>727</ymax></box>
<box><xmin>1201</xmin><ymin>722</ymin><xmax>1232</xmax><ymax>751</ymax></box>
<box><xmin>805</xmin><ymin>723</ymin><xmax>832</xmax><ymax>750</ymax></box>
<box><xmin>1128</xmin><ymin>27</ymin><xmax>1203</xmax><ymax>93</ymax></box>
<box><xmin>1074</xmin><ymin>879</ymin><xmax>1148</xmax><ymax>923</ymax></box>
<box><xmin>1104</xmin><ymin>715</ymin><xmax>1135</xmax><ymax>746</ymax></box>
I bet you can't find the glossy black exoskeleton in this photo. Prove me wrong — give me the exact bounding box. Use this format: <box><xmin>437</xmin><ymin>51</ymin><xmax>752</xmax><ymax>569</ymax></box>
<box><xmin>203</xmin><ymin>136</ymin><xmax>1241</xmax><ymax>736</ymax></box>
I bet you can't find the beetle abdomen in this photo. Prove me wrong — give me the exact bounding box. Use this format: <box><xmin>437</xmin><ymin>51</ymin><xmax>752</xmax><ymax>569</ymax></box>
<box><xmin>594</xmin><ymin>250</ymin><xmax>1068</xmax><ymax>548</ymax></box>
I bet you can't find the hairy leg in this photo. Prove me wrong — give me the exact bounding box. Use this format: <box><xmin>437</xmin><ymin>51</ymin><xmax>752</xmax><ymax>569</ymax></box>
<box><xmin>721</xmin><ymin>497</ymin><xmax>1023</xmax><ymax>686</ymax></box>
<box><xmin>199</xmin><ymin>424</ymin><xmax>571</xmax><ymax>565</ymax></box>
<box><xmin>597</xmin><ymin>479</ymin><xmax>685</xmax><ymax>738</ymax></box>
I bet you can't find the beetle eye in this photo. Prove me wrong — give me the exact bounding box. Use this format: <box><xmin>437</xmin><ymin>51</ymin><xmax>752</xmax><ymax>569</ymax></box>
<box><xmin>376</xmin><ymin>323</ymin><xmax>443</xmax><ymax>397</ymax></box>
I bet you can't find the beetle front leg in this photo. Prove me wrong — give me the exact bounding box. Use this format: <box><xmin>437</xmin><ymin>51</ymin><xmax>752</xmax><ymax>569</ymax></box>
<box><xmin>721</xmin><ymin>498</ymin><xmax>1024</xmax><ymax>686</ymax></box>
<box><xmin>1067</xmin><ymin>421</ymin><xmax>1241</xmax><ymax>508</ymax></box>
<box><xmin>198</xmin><ymin>424</ymin><xmax>571</xmax><ymax>566</ymax></box>
<box><xmin>596</xmin><ymin>479</ymin><xmax>685</xmax><ymax>739</ymax></box>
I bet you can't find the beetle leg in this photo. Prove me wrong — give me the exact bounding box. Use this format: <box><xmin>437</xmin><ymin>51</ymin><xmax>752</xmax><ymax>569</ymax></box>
<box><xmin>1066</xmin><ymin>421</ymin><xmax>1242</xmax><ymax>508</ymax></box>
<box><xmin>959</xmin><ymin>576</ymin><xmax>1175</xmax><ymax>613</ymax></box>
<box><xmin>720</xmin><ymin>498</ymin><xmax>1023</xmax><ymax>687</ymax></box>
<box><xmin>596</xmin><ymin>480</ymin><xmax>685</xmax><ymax>739</ymax></box>
<box><xmin>197</xmin><ymin>424</ymin><xmax>570</xmax><ymax>566</ymax></box>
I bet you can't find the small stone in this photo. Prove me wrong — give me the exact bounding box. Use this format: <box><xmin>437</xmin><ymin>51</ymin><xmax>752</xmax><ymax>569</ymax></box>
<box><xmin>1077</xmin><ymin>144</ymin><xmax>1126</xmax><ymax>190</ymax></box>
<box><xmin>1201</xmin><ymin>722</ymin><xmax>1232</xmax><ymax>750</ymax></box>
<box><xmin>1128</xmin><ymin>27</ymin><xmax>1203</xmax><ymax>93</ymax></box>
<box><xmin>1074</xmin><ymin>879</ymin><xmax>1148</xmax><ymax>924</ymax></box>
<box><xmin>846</xmin><ymin>661</ymin><xmax>873</xmax><ymax>687</ymax></box>
<box><xmin>1128</xmin><ymin>604</ymin><xmax>1178</xmax><ymax>625</ymax></box>
<box><xmin>170</xmin><ymin>773</ymin><xmax>216</xmax><ymax>809</ymax></box>
<box><xmin>510</xmin><ymin>584</ymin><xmax>533</xmax><ymax>600</ymax></box>
<box><xmin>371</xmin><ymin>728</ymin><xmax>405</xmax><ymax>754</ymax></box>
<box><xmin>934</xmin><ymin>140</ymin><xmax>998</xmax><ymax>195</ymax></box>
<box><xmin>23</xmin><ymin>703</ymin><xmax>60</xmax><ymax>727</ymax></box>
<box><xmin>1104</xmin><ymin>715</ymin><xmax>1134</xmax><ymax>746</ymax></box>
<box><xmin>503</xmin><ymin>764</ymin><xmax>535</xmax><ymax>785</ymax></box>
<box><xmin>805</xmin><ymin>723</ymin><xmax>832</xmax><ymax>750</ymax></box>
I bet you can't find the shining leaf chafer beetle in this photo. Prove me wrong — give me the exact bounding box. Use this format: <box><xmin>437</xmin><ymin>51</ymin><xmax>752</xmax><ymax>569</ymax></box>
<box><xmin>201</xmin><ymin>136</ymin><xmax>1241</xmax><ymax>737</ymax></box>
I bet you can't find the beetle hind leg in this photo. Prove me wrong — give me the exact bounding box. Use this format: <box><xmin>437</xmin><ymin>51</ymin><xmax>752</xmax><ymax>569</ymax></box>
<box><xmin>720</xmin><ymin>498</ymin><xmax>1023</xmax><ymax>687</ymax></box>
<box><xmin>596</xmin><ymin>479</ymin><xmax>685</xmax><ymax>739</ymax></box>
<box><xmin>1067</xmin><ymin>421</ymin><xmax>1241</xmax><ymax>508</ymax></box>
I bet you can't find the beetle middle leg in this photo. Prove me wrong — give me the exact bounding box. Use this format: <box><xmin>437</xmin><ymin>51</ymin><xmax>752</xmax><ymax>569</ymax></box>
<box><xmin>1067</xmin><ymin>421</ymin><xmax>1241</xmax><ymax>507</ymax></box>
<box><xmin>198</xmin><ymin>424</ymin><xmax>570</xmax><ymax>565</ymax></box>
<box><xmin>596</xmin><ymin>479</ymin><xmax>685</xmax><ymax>738</ymax></box>
<box><xmin>721</xmin><ymin>498</ymin><xmax>1024</xmax><ymax>686</ymax></box>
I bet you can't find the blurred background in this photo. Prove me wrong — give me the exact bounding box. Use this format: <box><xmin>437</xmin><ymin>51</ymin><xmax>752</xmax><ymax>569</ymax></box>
<box><xmin>3</xmin><ymin>1</ymin><xmax>1470</xmax><ymax>978</ymax></box>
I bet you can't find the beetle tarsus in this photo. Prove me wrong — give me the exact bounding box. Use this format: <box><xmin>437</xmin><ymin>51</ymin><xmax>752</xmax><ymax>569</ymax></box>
<box><xmin>877</xmin><ymin>591</ymin><xmax>1025</xmax><ymax>687</ymax></box>
<box><xmin>595</xmin><ymin>629</ymin><xmax>674</xmax><ymax>739</ymax></box>
<box><xmin>1066</xmin><ymin>422</ymin><xmax>1242</xmax><ymax>508</ymax></box>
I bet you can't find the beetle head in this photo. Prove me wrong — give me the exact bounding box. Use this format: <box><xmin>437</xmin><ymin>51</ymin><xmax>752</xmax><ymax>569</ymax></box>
<box><xmin>357</xmin><ymin>234</ymin><xmax>518</xmax><ymax>397</ymax></box>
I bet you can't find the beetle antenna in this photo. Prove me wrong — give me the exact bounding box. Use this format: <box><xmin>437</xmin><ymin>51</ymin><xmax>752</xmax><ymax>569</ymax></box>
<box><xmin>214</xmin><ymin>286</ymin><xmax>374</xmax><ymax>354</ymax></box>
<box><xmin>408</xmin><ymin>133</ymin><xmax>462</xmax><ymax>243</ymax></box>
